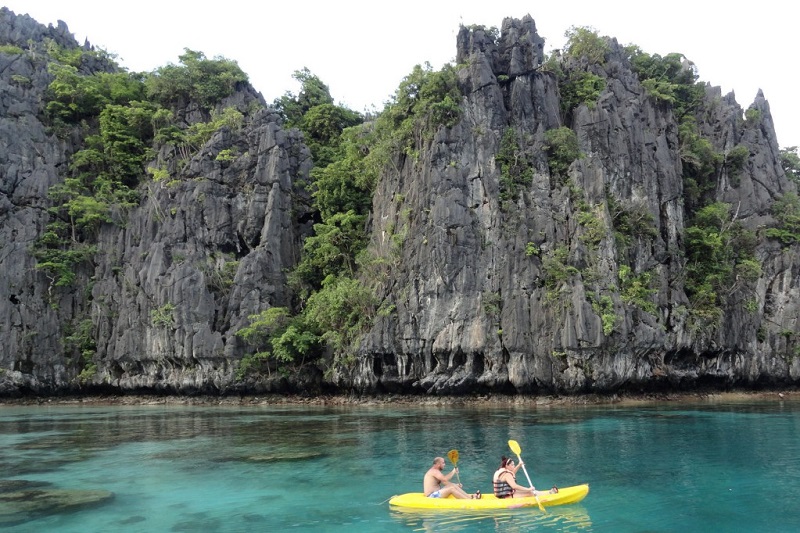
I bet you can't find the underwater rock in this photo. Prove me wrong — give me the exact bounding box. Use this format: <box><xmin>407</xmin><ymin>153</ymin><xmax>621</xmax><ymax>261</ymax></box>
<box><xmin>0</xmin><ymin>481</ymin><xmax>114</xmax><ymax>526</ymax></box>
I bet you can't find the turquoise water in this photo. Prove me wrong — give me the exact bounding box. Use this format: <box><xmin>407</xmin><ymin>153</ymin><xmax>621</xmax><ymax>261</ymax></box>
<box><xmin>0</xmin><ymin>397</ymin><xmax>798</xmax><ymax>532</ymax></box>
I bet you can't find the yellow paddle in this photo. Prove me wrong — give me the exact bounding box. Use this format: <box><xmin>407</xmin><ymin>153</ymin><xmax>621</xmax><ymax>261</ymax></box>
<box><xmin>447</xmin><ymin>449</ymin><xmax>462</xmax><ymax>485</ymax></box>
<box><xmin>508</xmin><ymin>439</ymin><xmax>545</xmax><ymax>512</ymax></box>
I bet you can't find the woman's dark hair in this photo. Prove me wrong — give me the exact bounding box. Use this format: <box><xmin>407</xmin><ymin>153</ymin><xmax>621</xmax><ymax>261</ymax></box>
<box><xmin>501</xmin><ymin>455</ymin><xmax>510</xmax><ymax>467</ymax></box>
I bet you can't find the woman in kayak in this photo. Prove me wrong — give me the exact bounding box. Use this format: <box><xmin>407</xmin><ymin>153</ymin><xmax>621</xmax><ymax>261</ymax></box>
<box><xmin>424</xmin><ymin>456</ymin><xmax>481</xmax><ymax>499</ymax></box>
<box><xmin>493</xmin><ymin>456</ymin><xmax>558</xmax><ymax>498</ymax></box>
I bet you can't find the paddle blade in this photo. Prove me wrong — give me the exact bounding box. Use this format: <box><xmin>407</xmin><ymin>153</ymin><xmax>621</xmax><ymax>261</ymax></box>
<box><xmin>508</xmin><ymin>439</ymin><xmax>521</xmax><ymax>455</ymax></box>
<box><xmin>447</xmin><ymin>449</ymin><xmax>459</xmax><ymax>465</ymax></box>
<box><xmin>535</xmin><ymin>496</ymin><xmax>545</xmax><ymax>512</ymax></box>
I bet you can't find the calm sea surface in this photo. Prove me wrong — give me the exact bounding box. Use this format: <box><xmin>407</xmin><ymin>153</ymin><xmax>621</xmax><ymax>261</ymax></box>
<box><xmin>0</xmin><ymin>396</ymin><xmax>798</xmax><ymax>532</ymax></box>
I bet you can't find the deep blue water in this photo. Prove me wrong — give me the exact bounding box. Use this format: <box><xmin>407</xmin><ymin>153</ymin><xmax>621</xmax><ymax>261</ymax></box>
<box><xmin>0</xmin><ymin>396</ymin><xmax>798</xmax><ymax>532</ymax></box>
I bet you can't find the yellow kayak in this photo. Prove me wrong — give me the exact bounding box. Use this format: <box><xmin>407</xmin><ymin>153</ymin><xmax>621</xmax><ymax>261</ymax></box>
<box><xmin>389</xmin><ymin>483</ymin><xmax>589</xmax><ymax>510</ymax></box>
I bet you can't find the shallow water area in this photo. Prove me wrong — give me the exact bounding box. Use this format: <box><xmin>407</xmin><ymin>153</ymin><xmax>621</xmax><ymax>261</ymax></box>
<box><xmin>0</xmin><ymin>394</ymin><xmax>798</xmax><ymax>532</ymax></box>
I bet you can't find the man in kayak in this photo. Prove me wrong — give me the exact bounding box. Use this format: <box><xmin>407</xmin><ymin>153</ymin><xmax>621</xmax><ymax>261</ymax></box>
<box><xmin>493</xmin><ymin>456</ymin><xmax>558</xmax><ymax>498</ymax></box>
<box><xmin>424</xmin><ymin>456</ymin><xmax>481</xmax><ymax>499</ymax></box>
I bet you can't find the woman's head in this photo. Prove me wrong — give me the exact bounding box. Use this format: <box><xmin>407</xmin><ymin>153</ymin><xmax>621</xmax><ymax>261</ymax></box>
<box><xmin>500</xmin><ymin>455</ymin><xmax>514</xmax><ymax>468</ymax></box>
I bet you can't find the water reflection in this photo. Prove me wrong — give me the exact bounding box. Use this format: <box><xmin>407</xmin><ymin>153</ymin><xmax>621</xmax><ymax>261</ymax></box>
<box><xmin>390</xmin><ymin>504</ymin><xmax>593</xmax><ymax>532</ymax></box>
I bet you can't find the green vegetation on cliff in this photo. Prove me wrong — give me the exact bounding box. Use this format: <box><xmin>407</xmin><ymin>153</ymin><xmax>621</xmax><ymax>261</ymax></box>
<box><xmin>21</xmin><ymin>20</ymin><xmax>796</xmax><ymax>391</ymax></box>
<box><xmin>237</xmin><ymin>62</ymin><xmax>463</xmax><ymax>377</ymax></box>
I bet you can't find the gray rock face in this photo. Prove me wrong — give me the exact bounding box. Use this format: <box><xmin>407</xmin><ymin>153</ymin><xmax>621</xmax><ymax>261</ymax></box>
<box><xmin>0</xmin><ymin>10</ymin><xmax>798</xmax><ymax>396</ymax></box>
<box><xmin>355</xmin><ymin>18</ymin><xmax>799</xmax><ymax>394</ymax></box>
<box><xmin>0</xmin><ymin>9</ymin><xmax>313</xmax><ymax>395</ymax></box>
<box><xmin>88</xmin><ymin>106</ymin><xmax>313</xmax><ymax>394</ymax></box>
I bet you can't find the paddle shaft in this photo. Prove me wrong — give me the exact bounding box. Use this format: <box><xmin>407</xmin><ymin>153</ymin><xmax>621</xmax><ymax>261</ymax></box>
<box><xmin>449</xmin><ymin>456</ymin><xmax>462</xmax><ymax>485</ymax></box>
<box><xmin>514</xmin><ymin>451</ymin><xmax>545</xmax><ymax>511</ymax></box>
<box><xmin>514</xmin><ymin>452</ymin><xmax>535</xmax><ymax>488</ymax></box>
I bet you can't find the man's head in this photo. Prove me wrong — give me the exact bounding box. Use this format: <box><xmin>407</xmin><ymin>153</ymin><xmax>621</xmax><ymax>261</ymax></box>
<box><xmin>433</xmin><ymin>457</ymin><xmax>446</xmax><ymax>469</ymax></box>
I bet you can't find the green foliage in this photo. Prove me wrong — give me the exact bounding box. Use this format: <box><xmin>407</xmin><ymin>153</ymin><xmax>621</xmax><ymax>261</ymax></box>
<box><xmin>273</xmin><ymin>68</ymin><xmax>335</xmax><ymax>128</ymax></box>
<box><xmin>560</xmin><ymin>71</ymin><xmax>606</xmax><ymax>113</ymax></box>
<box><xmin>304</xmin><ymin>275</ymin><xmax>376</xmax><ymax>363</ymax></box>
<box><xmin>150</xmin><ymin>303</ymin><xmax>176</xmax><ymax>328</ymax></box>
<box><xmin>76</xmin><ymin>364</ymin><xmax>98</xmax><ymax>384</ymax></box>
<box><xmin>270</xmin><ymin>324</ymin><xmax>320</xmax><ymax>366</ymax></box>
<box><xmin>157</xmin><ymin>106</ymin><xmax>244</xmax><ymax>165</ymax></box>
<box><xmin>215</xmin><ymin>148</ymin><xmax>238</xmax><ymax>162</ymax></box>
<box><xmin>273</xmin><ymin>68</ymin><xmax>364</xmax><ymax>167</ymax></box>
<box><xmin>268</xmin><ymin>71</ymin><xmax>389</xmax><ymax>377</ymax></box>
<box><xmin>540</xmin><ymin>53</ymin><xmax>564</xmax><ymax>77</ymax></box>
<box><xmin>577</xmin><ymin>203</ymin><xmax>606</xmax><ymax>247</ymax></box>
<box><xmin>542</xmin><ymin>245</ymin><xmax>579</xmax><ymax>300</ymax></box>
<box><xmin>64</xmin><ymin>318</ymin><xmax>98</xmax><ymax>383</ymax></box>
<box><xmin>0</xmin><ymin>44</ymin><xmax>24</xmax><ymax>55</ymax></box>
<box><xmin>607</xmin><ymin>193</ymin><xmax>658</xmax><ymax>249</ymax></box>
<box><xmin>254</xmin><ymin>75</ymin><xmax>386</xmax><ymax>372</ymax></box>
<box><xmin>186</xmin><ymin>106</ymin><xmax>244</xmax><ymax>146</ymax></box>
<box><xmin>64</xmin><ymin>318</ymin><xmax>96</xmax><ymax>362</ymax></box>
<box><xmin>11</xmin><ymin>74</ymin><xmax>31</xmax><ymax>87</ymax></box>
<box><xmin>381</xmin><ymin>62</ymin><xmax>462</xmax><ymax>155</ymax></box>
<box><xmin>525</xmin><ymin>242</ymin><xmax>540</xmax><ymax>256</ymax></box>
<box><xmin>33</xmin><ymin>224</ymin><xmax>96</xmax><ymax>288</ymax></box>
<box><xmin>625</xmin><ymin>48</ymin><xmax>703</xmax><ymax>119</ymax></box>
<box><xmin>679</xmin><ymin>119</ymin><xmax>723</xmax><ymax>211</ymax></box>
<box><xmin>236</xmin><ymin>308</ymin><xmax>291</xmax><ymax>352</ymax></box>
<box><xmin>745</xmin><ymin>108</ymin><xmax>762</xmax><ymax>125</ymax></box>
<box><xmin>202</xmin><ymin>254</ymin><xmax>239</xmax><ymax>296</ymax></box>
<box><xmin>563</xmin><ymin>27</ymin><xmax>609</xmax><ymax>64</ymax></box>
<box><xmin>36</xmin><ymin>97</ymin><xmax>156</xmax><ymax>283</ymax></box>
<box><xmin>290</xmin><ymin>211</ymin><xmax>369</xmax><ymax>295</ymax></box>
<box><xmin>726</xmin><ymin>144</ymin><xmax>750</xmax><ymax>180</ymax></box>
<box><xmin>589</xmin><ymin>294</ymin><xmax>617</xmax><ymax>335</ymax></box>
<box><xmin>235</xmin><ymin>352</ymin><xmax>270</xmax><ymax>380</ymax></box>
<box><xmin>543</xmin><ymin>127</ymin><xmax>580</xmax><ymax>180</ymax></box>
<box><xmin>780</xmin><ymin>147</ymin><xmax>800</xmax><ymax>184</ymax></box>
<box><xmin>235</xmin><ymin>307</ymin><xmax>320</xmax><ymax>378</ymax></box>
<box><xmin>310</xmin><ymin>128</ymin><xmax>377</xmax><ymax>220</ymax></box>
<box><xmin>44</xmin><ymin>39</ymin><xmax>85</xmax><ymax>67</ymax></box>
<box><xmin>766</xmin><ymin>192</ymin><xmax>800</xmax><ymax>245</ymax></box>
<box><xmin>46</xmin><ymin>64</ymin><xmax>147</xmax><ymax>124</ymax></box>
<box><xmin>554</xmin><ymin>30</ymin><xmax>608</xmax><ymax>117</ymax></box>
<box><xmin>483</xmin><ymin>291</ymin><xmax>501</xmax><ymax>316</ymax></box>
<box><xmin>61</xmin><ymin>99</ymin><xmax>155</xmax><ymax>202</ymax></box>
<box><xmin>496</xmin><ymin>128</ymin><xmax>533</xmax><ymax>203</ymax></box>
<box><xmin>146</xmin><ymin>49</ymin><xmax>248</xmax><ymax>110</ymax></box>
<box><xmin>301</xmin><ymin>103</ymin><xmax>363</xmax><ymax>165</ymax></box>
<box><xmin>96</xmin><ymin>102</ymin><xmax>157</xmax><ymax>187</ymax></box>
<box><xmin>237</xmin><ymin>275</ymin><xmax>375</xmax><ymax>378</ymax></box>
<box><xmin>619</xmin><ymin>265</ymin><xmax>657</xmax><ymax>314</ymax></box>
<box><xmin>623</xmin><ymin>46</ymin><xmax>716</xmax><ymax>213</ymax></box>
<box><xmin>684</xmin><ymin>202</ymin><xmax>760</xmax><ymax>329</ymax></box>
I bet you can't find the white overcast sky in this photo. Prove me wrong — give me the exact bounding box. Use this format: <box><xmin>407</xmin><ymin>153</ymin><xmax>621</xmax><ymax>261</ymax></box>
<box><xmin>5</xmin><ymin>1</ymin><xmax>799</xmax><ymax>149</ymax></box>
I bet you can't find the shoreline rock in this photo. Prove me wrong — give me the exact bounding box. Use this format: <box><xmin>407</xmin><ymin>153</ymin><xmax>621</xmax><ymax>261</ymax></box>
<box><xmin>0</xmin><ymin>388</ymin><xmax>796</xmax><ymax>408</ymax></box>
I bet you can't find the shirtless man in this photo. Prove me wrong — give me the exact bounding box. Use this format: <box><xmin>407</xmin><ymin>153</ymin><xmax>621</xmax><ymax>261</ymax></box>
<box><xmin>423</xmin><ymin>456</ymin><xmax>480</xmax><ymax>499</ymax></box>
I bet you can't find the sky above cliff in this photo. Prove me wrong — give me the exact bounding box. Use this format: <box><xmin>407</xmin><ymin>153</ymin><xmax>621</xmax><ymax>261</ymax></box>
<box><xmin>6</xmin><ymin>1</ymin><xmax>798</xmax><ymax>149</ymax></box>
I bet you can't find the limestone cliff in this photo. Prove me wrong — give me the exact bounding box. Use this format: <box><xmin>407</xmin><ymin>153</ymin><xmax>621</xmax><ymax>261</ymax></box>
<box><xmin>0</xmin><ymin>8</ymin><xmax>314</xmax><ymax>395</ymax></box>
<box><xmin>356</xmin><ymin>17</ymin><xmax>798</xmax><ymax>394</ymax></box>
<box><xmin>0</xmin><ymin>10</ymin><xmax>797</xmax><ymax>397</ymax></box>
